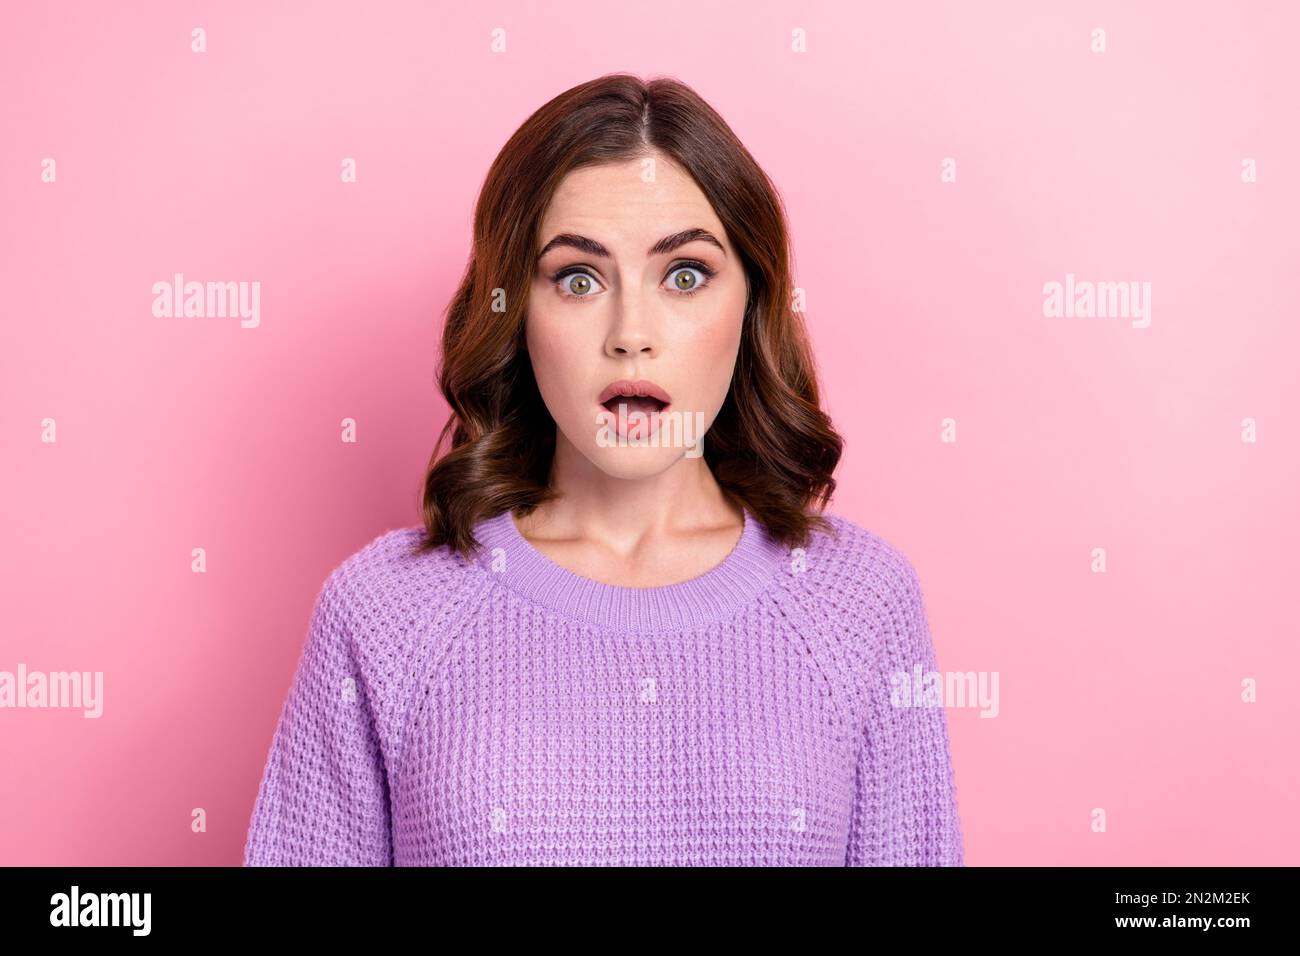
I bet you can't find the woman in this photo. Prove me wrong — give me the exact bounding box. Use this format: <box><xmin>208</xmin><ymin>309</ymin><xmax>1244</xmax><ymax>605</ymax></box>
<box><xmin>243</xmin><ymin>73</ymin><xmax>965</xmax><ymax>866</ymax></box>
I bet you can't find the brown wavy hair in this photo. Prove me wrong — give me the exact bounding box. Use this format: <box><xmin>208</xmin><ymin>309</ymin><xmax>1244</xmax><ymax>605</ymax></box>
<box><xmin>415</xmin><ymin>72</ymin><xmax>843</xmax><ymax>559</ymax></box>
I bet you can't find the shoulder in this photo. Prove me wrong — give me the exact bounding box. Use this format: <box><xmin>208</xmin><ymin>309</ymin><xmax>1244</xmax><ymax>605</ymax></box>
<box><xmin>786</xmin><ymin>512</ymin><xmax>933</xmax><ymax>665</ymax></box>
<box><xmin>311</xmin><ymin>525</ymin><xmax>486</xmax><ymax>646</ymax></box>
<box><xmin>794</xmin><ymin>511</ymin><xmax>925</xmax><ymax>617</ymax></box>
<box><xmin>768</xmin><ymin>511</ymin><xmax>935</xmax><ymax>735</ymax></box>
<box><xmin>325</xmin><ymin>523</ymin><xmax>477</xmax><ymax>594</ymax></box>
<box><xmin>299</xmin><ymin>526</ymin><xmax>487</xmax><ymax>744</ymax></box>
<box><xmin>787</xmin><ymin>512</ymin><xmax>939</xmax><ymax>720</ymax></box>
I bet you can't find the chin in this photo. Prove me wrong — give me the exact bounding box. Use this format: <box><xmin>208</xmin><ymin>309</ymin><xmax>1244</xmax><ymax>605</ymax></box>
<box><xmin>580</xmin><ymin>444</ymin><xmax>687</xmax><ymax>481</ymax></box>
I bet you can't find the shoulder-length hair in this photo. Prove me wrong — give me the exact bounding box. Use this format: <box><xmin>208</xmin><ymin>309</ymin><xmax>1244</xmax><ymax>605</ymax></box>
<box><xmin>415</xmin><ymin>72</ymin><xmax>843</xmax><ymax>559</ymax></box>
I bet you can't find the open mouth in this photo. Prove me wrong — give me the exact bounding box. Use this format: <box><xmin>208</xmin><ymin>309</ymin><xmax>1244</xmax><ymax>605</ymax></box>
<box><xmin>597</xmin><ymin>379</ymin><xmax>673</xmax><ymax>420</ymax></box>
<box><xmin>601</xmin><ymin>395</ymin><xmax>668</xmax><ymax>417</ymax></box>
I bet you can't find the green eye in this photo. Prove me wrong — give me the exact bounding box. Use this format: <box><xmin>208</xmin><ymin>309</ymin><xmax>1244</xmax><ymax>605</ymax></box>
<box><xmin>553</xmin><ymin>267</ymin><xmax>603</xmax><ymax>298</ymax></box>
<box><xmin>665</xmin><ymin>261</ymin><xmax>715</xmax><ymax>296</ymax></box>
<box><xmin>550</xmin><ymin>260</ymin><xmax>716</xmax><ymax>300</ymax></box>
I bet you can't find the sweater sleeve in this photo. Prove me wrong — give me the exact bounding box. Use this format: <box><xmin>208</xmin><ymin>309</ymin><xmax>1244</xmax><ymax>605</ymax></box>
<box><xmin>243</xmin><ymin>569</ymin><xmax>394</xmax><ymax>866</ymax></box>
<box><xmin>843</xmin><ymin>553</ymin><xmax>965</xmax><ymax>866</ymax></box>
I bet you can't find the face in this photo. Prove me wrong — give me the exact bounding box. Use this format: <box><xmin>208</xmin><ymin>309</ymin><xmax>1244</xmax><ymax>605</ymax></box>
<box><xmin>525</xmin><ymin>152</ymin><xmax>748</xmax><ymax>480</ymax></box>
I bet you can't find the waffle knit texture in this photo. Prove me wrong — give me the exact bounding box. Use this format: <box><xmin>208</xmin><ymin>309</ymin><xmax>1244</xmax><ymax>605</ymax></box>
<box><xmin>243</xmin><ymin>508</ymin><xmax>965</xmax><ymax>866</ymax></box>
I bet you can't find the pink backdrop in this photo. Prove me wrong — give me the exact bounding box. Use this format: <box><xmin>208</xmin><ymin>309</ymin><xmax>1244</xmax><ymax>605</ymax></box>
<box><xmin>2</xmin><ymin>0</ymin><xmax>1296</xmax><ymax>866</ymax></box>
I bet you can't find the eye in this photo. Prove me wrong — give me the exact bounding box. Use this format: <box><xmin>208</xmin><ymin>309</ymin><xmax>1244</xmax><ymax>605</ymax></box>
<box><xmin>551</xmin><ymin>267</ymin><xmax>605</xmax><ymax>299</ymax></box>
<box><xmin>665</xmin><ymin>261</ymin><xmax>716</xmax><ymax>297</ymax></box>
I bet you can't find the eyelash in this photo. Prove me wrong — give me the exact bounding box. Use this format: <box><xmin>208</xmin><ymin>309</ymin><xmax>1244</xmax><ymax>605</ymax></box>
<box><xmin>549</xmin><ymin>260</ymin><xmax>717</xmax><ymax>300</ymax></box>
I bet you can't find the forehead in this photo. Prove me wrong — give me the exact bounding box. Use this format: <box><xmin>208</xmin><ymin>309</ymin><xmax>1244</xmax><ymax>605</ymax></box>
<box><xmin>538</xmin><ymin>156</ymin><xmax>726</xmax><ymax>246</ymax></box>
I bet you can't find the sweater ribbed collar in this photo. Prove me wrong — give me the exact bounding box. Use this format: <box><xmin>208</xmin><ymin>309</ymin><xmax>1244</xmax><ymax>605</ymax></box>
<box><xmin>471</xmin><ymin>506</ymin><xmax>789</xmax><ymax>631</ymax></box>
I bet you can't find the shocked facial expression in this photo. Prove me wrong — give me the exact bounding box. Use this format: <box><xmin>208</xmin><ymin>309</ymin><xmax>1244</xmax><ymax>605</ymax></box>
<box><xmin>526</xmin><ymin>152</ymin><xmax>748</xmax><ymax>479</ymax></box>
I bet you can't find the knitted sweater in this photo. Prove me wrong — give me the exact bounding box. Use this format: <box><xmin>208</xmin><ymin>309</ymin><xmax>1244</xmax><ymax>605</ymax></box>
<box><xmin>242</xmin><ymin>508</ymin><xmax>965</xmax><ymax>866</ymax></box>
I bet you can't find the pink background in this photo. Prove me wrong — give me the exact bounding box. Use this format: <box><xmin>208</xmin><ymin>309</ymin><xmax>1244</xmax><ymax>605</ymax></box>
<box><xmin>3</xmin><ymin>0</ymin><xmax>1297</xmax><ymax>866</ymax></box>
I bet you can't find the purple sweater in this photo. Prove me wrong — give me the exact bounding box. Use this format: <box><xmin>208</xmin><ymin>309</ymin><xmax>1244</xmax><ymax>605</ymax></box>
<box><xmin>242</xmin><ymin>508</ymin><xmax>965</xmax><ymax>866</ymax></box>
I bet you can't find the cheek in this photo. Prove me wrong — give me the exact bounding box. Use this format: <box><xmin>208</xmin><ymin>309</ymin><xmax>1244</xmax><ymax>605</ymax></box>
<box><xmin>525</xmin><ymin>296</ymin><xmax>594</xmax><ymax>420</ymax></box>
<box><xmin>688</xmin><ymin>319</ymin><xmax>739</xmax><ymax>362</ymax></box>
<box><xmin>679</xmin><ymin>286</ymin><xmax>744</xmax><ymax>383</ymax></box>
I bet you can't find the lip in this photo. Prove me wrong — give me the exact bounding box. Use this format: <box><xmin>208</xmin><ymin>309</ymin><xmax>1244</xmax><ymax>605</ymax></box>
<box><xmin>597</xmin><ymin>379</ymin><xmax>673</xmax><ymax>406</ymax></box>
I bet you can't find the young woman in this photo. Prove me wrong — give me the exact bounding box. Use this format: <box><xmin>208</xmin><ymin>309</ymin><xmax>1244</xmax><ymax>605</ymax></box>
<box><xmin>244</xmin><ymin>73</ymin><xmax>965</xmax><ymax>867</ymax></box>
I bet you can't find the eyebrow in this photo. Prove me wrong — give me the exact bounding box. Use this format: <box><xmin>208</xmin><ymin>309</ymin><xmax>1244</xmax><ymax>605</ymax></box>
<box><xmin>536</xmin><ymin>227</ymin><xmax>727</xmax><ymax>262</ymax></box>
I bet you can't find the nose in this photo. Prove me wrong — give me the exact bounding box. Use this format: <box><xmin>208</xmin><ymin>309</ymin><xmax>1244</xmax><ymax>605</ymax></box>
<box><xmin>605</xmin><ymin>285</ymin><xmax>656</xmax><ymax>356</ymax></box>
